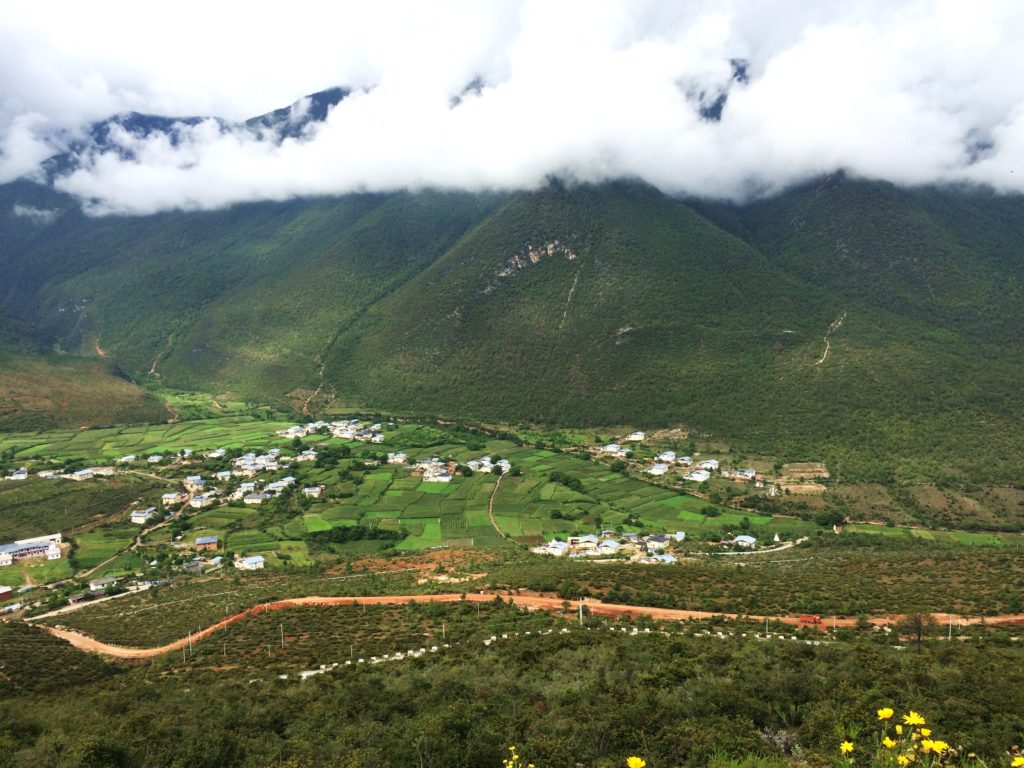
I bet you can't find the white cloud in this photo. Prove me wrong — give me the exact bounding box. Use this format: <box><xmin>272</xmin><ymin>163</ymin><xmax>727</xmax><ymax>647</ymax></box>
<box><xmin>12</xmin><ymin>204</ymin><xmax>60</xmax><ymax>225</ymax></box>
<box><xmin>3</xmin><ymin>0</ymin><xmax>1024</xmax><ymax>213</ymax></box>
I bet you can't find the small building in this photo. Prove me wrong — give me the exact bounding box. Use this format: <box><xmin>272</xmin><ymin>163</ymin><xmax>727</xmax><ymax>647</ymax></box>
<box><xmin>698</xmin><ymin>459</ymin><xmax>719</xmax><ymax>471</ymax></box>
<box><xmin>652</xmin><ymin>554</ymin><xmax>678</xmax><ymax>564</ymax></box>
<box><xmin>645</xmin><ymin>534</ymin><xmax>670</xmax><ymax>551</ymax></box>
<box><xmin>236</xmin><ymin>555</ymin><xmax>265</xmax><ymax>571</ymax></box>
<box><xmin>130</xmin><ymin>507</ymin><xmax>158</xmax><ymax>525</ymax></box>
<box><xmin>646</xmin><ymin>463</ymin><xmax>670</xmax><ymax>476</ymax></box>
<box><xmin>597</xmin><ymin>540</ymin><xmax>621</xmax><ymax>555</ymax></box>
<box><xmin>295</xmin><ymin>450</ymin><xmax>318</xmax><ymax>463</ymax></box>
<box><xmin>88</xmin><ymin>576</ymin><xmax>118</xmax><ymax>592</ymax></box>
<box><xmin>69</xmin><ymin>468</ymin><xmax>94</xmax><ymax>482</ymax></box>
<box><xmin>657</xmin><ymin>450</ymin><xmax>677</xmax><ymax>463</ymax></box>
<box><xmin>117</xmin><ymin>455</ymin><xmax>136</xmax><ymax>464</ymax></box>
<box><xmin>732</xmin><ymin>535</ymin><xmax>756</xmax><ymax>549</ymax></box>
<box><xmin>601</xmin><ymin>443</ymin><xmax>627</xmax><ymax>457</ymax></box>
<box><xmin>243</xmin><ymin>493</ymin><xmax>268</xmax><ymax>505</ymax></box>
<box><xmin>423</xmin><ymin>466</ymin><xmax>452</xmax><ymax>483</ymax></box>
<box><xmin>544</xmin><ymin>540</ymin><xmax>570</xmax><ymax>556</ymax></box>
<box><xmin>0</xmin><ymin>585</ymin><xmax>12</xmax><ymax>601</ymax></box>
<box><xmin>147</xmin><ymin>455</ymin><xmax>163</xmax><ymax>464</ymax></box>
<box><xmin>215</xmin><ymin>471</ymin><xmax>233</xmax><ymax>482</ymax></box>
<box><xmin>685</xmin><ymin>469</ymin><xmax>711</xmax><ymax>483</ymax></box>
<box><xmin>205</xmin><ymin>448</ymin><xmax>226</xmax><ymax>459</ymax></box>
<box><xmin>184</xmin><ymin>475</ymin><xmax>205</xmax><ymax>490</ymax></box>
<box><xmin>673</xmin><ymin>531</ymin><xmax>687</xmax><ymax>542</ymax></box>
<box><xmin>302</xmin><ymin>485</ymin><xmax>325</xmax><ymax>498</ymax></box>
<box><xmin>624</xmin><ymin>431</ymin><xmax>645</xmax><ymax>442</ymax></box>
<box><xmin>189</xmin><ymin>495</ymin><xmax>214</xmax><ymax>509</ymax></box>
<box><xmin>387</xmin><ymin>452</ymin><xmax>408</xmax><ymax>465</ymax></box>
<box><xmin>194</xmin><ymin>535</ymin><xmax>220</xmax><ymax>551</ymax></box>
<box><xmin>161</xmin><ymin>492</ymin><xmax>183</xmax><ymax>506</ymax></box>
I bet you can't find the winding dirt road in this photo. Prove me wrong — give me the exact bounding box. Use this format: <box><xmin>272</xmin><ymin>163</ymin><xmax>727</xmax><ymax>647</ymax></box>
<box><xmin>37</xmin><ymin>592</ymin><xmax>1024</xmax><ymax>659</ymax></box>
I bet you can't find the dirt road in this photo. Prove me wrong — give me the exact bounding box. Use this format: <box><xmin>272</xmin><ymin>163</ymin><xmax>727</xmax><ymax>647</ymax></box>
<box><xmin>37</xmin><ymin>592</ymin><xmax>1024</xmax><ymax>659</ymax></box>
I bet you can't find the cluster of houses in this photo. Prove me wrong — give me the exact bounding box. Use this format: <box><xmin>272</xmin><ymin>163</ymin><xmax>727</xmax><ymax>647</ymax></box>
<box><xmin>391</xmin><ymin>453</ymin><xmax>511</xmax><ymax>484</ymax></box>
<box><xmin>276</xmin><ymin>419</ymin><xmax>386</xmax><ymax>443</ymax></box>
<box><xmin>228</xmin><ymin>475</ymin><xmax>305</xmax><ymax>505</ymax></box>
<box><xmin>4</xmin><ymin>465</ymin><xmax>121</xmax><ymax>482</ymax></box>
<box><xmin>533</xmin><ymin>530</ymin><xmax>686</xmax><ymax>563</ymax></box>
<box><xmin>0</xmin><ymin>533</ymin><xmax>62</xmax><ymax>566</ymax></box>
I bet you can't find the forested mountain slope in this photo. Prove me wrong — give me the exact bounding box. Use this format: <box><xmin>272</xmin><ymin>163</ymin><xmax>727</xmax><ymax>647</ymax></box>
<box><xmin>3</xmin><ymin>174</ymin><xmax>1024</xmax><ymax>482</ymax></box>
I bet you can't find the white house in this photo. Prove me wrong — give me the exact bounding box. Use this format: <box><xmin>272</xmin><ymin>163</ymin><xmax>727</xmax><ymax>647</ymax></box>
<box><xmin>295</xmin><ymin>450</ymin><xmax>318</xmax><ymax>463</ymax></box>
<box><xmin>147</xmin><ymin>455</ymin><xmax>163</xmax><ymax>464</ymax></box>
<box><xmin>543</xmin><ymin>540</ymin><xmax>570</xmax><ymax>556</ymax></box>
<box><xmin>244</xmin><ymin>493</ymin><xmax>269</xmax><ymax>505</ymax></box>
<box><xmin>673</xmin><ymin>531</ymin><xmax>687</xmax><ymax>542</ymax></box>
<box><xmin>117</xmin><ymin>455</ymin><xmax>136</xmax><ymax>464</ymax></box>
<box><xmin>387</xmin><ymin>452</ymin><xmax>408</xmax><ymax>464</ymax></box>
<box><xmin>130</xmin><ymin>507</ymin><xmax>157</xmax><ymax>525</ymax></box>
<box><xmin>732</xmin><ymin>535</ymin><xmax>757</xmax><ymax>548</ymax></box>
<box><xmin>597</xmin><ymin>540</ymin><xmax>621</xmax><ymax>555</ymax></box>
<box><xmin>657</xmin><ymin>450</ymin><xmax>677</xmax><ymax>463</ymax></box>
<box><xmin>685</xmin><ymin>469</ymin><xmax>711</xmax><ymax>482</ymax></box>
<box><xmin>646</xmin><ymin>463</ymin><xmax>670</xmax><ymax>476</ymax></box>
<box><xmin>184</xmin><ymin>475</ymin><xmax>205</xmax><ymax>490</ymax></box>
<box><xmin>215</xmin><ymin>471</ymin><xmax>232</xmax><ymax>482</ymax></box>
<box><xmin>698</xmin><ymin>459</ymin><xmax>719</xmax><ymax>471</ymax></box>
<box><xmin>205</xmin><ymin>448</ymin><xmax>227</xmax><ymax>459</ymax></box>
<box><xmin>423</xmin><ymin>466</ymin><xmax>452</xmax><ymax>483</ymax></box>
<box><xmin>624</xmin><ymin>431</ymin><xmax>645</xmax><ymax>442</ymax></box>
<box><xmin>69</xmin><ymin>468</ymin><xmax>94</xmax><ymax>481</ymax></box>
<box><xmin>189</xmin><ymin>495</ymin><xmax>214</xmax><ymax>509</ymax></box>
<box><xmin>5</xmin><ymin>468</ymin><xmax>29</xmax><ymax>481</ymax></box>
<box><xmin>161</xmin><ymin>492</ymin><xmax>183</xmax><ymax>505</ymax></box>
<box><xmin>236</xmin><ymin>555</ymin><xmax>265</xmax><ymax>571</ymax></box>
<box><xmin>302</xmin><ymin>485</ymin><xmax>325</xmax><ymax>498</ymax></box>
<box><xmin>645</xmin><ymin>534</ymin><xmax>670</xmax><ymax>551</ymax></box>
<box><xmin>602</xmin><ymin>443</ymin><xmax>627</xmax><ymax>458</ymax></box>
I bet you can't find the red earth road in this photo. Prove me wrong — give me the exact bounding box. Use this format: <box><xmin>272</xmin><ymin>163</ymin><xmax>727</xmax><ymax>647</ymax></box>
<box><xmin>40</xmin><ymin>592</ymin><xmax>1024</xmax><ymax>658</ymax></box>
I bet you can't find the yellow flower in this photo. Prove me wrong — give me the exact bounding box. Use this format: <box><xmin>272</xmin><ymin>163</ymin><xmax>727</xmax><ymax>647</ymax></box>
<box><xmin>920</xmin><ymin>728</ymin><xmax>931</xmax><ymax>737</ymax></box>
<box><xmin>931</xmin><ymin>741</ymin><xmax>949</xmax><ymax>754</ymax></box>
<box><xmin>883</xmin><ymin>737</ymin><xmax>898</xmax><ymax>749</ymax></box>
<box><xmin>627</xmin><ymin>758</ymin><xmax>647</xmax><ymax>768</ymax></box>
<box><xmin>896</xmin><ymin>725</ymin><xmax>904</xmax><ymax>735</ymax></box>
<box><xmin>878</xmin><ymin>707</ymin><xmax>895</xmax><ymax>720</ymax></box>
<box><xmin>921</xmin><ymin>740</ymin><xmax>935</xmax><ymax>754</ymax></box>
<box><xmin>898</xmin><ymin>756</ymin><xmax>910</xmax><ymax>766</ymax></box>
<box><xmin>1012</xmin><ymin>758</ymin><xmax>1024</xmax><ymax>768</ymax></box>
<box><xmin>840</xmin><ymin>741</ymin><xmax>854</xmax><ymax>755</ymax></box>
<box><xmin>903</xmin><ymin>712</ymin><xmax>926</xmax><ymax>726</ymax></box>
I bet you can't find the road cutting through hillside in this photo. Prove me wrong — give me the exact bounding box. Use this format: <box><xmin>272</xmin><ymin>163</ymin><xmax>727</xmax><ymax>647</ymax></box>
<box><xmin>37</xmin><ymin>592</ymin><xmax>1024</xmax><ymax>658</ymax></box>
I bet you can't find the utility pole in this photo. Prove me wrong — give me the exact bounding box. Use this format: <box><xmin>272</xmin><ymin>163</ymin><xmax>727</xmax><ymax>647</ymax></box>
<box><xmin>442</xmin><ymin>620</ymin><xmax>446</xmax><ymax>641</ymax></box>
<box><xmin>280</xmin><ymin>623</ymin><xmax>285</xmax><ymax>649</ymax></box>
<box><xmin>188</xmin><ymin>630</ymin><xmax>192</xmax><ymax>655</ymax></box>
<box><xmin>579</xmin><ymin>597</ymin><xmax>584</xmax><ymax>627</ymax></box>
<box><xmin>948</xmin><ymin>615</ymin><xmax>953</xmax><ymax>641</ymax></box>
<box><xmin>765</xmin><ymin>617</ymin><xmax>769</xmax><ymax>637</ymax></box>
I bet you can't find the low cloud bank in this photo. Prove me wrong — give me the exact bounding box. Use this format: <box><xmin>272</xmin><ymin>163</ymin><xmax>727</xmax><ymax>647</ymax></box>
<box><xmin>2</xmin><ymin>1</ymin><xmax>1024</xmax><ymax>214</ymax></box>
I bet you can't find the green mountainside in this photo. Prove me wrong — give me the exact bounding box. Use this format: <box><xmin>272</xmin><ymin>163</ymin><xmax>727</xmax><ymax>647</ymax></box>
<box><xmin>2</xmin><ymin>176</ymin><xmax>1024</xmax><ymax>482</ymax></box>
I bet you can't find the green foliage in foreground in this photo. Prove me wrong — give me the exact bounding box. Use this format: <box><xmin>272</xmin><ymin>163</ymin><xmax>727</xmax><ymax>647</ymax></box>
<box><xmin>2</xmin><ymin>615</ymin><xmax>1023</xmax><ymax>767</ymax></box>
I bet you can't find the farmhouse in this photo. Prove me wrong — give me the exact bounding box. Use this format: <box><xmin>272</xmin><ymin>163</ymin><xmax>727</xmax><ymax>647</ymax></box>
<box><xmin>3</xmin><ymin>467</ymin><xmax>29</xmax><ymax>481</ymax></box>
<box><xmin>645</xmin><ymin>534</ymin><xmax>670</xmax><ymax>551</ymax></box>
<box><xmin>656</xmin><ymin>450</ymin><xmax>677</xmax><ymax>463</ymax></box>
<box><xmin>423</xmin><ymin>466</ymin><xmax>453</xmax><ymax>483</ymax></box>
<box><xmin>698</xmin><ymin>459</ymin><xmax>719</xmax><ymax>471</ymax></box>
<box><xmin>597</xmin><ymin>540</ymin><xmax>621</xmax><ymax>555</ymax></box>
<box><xmin>184</xmin><ymin>475</ymin><xmax>205</xmax><ymax>490</ymax></box>
<box><xmin>147</xmin><ymin>455</ymin><xmax>163</xmax><ymax>464</ymax></box>
<box><xmin>541</xmin><ymin>540</ymin><xmax>570</xmax><ymax>556</ymax></box>
<box><xmin>189</xmin><ymin>495</ymin><xmax>214</xmax><ymax>509</ymax></box>
<box><xmin>117</xmin><ymin>455</ymin><xmax>136</xmax><ymax>463</ymax></box>
<box><xmin>161</xmin><ymin>492</ymin><xmax>183</xmax><ymax>505</ymax></box>
<box><xmin>601</xmin><ymin>443</ymin><xmax>628</xmax><ymax>458</ymax></box>
<box><xmin>295</xmin><ymin>450</ymin><xmax>318</xmax><ymax>463</ymax></box>
<box><xmin>205</xmin><ymin>448</ymin><xmax>227</xmax><ymax>459</ymax></box>
<box><xmin>387</xmin><ymin>452</ymin><xmax>408</xmax><ymax>464</ymax></box>
<box><xmin>244</xmin><ymin>493</ymin><xmax>269</xmax><ymax>505</ymax></box>
<box><xmin>215</xmin><ymin>470</ymin><xmax>232</xmax><ymax>482</ymax></box>
<box><xmin>624</xmin><ymin>431</ymin><xmax>645</xmax><ymax>442</ymax></box>
<box><xmin>88</xmin><ymin>576</ymin><xmax>118</xmax><ymax>592</ymax></box>
<box><xmin>684</xmin><ymin>469</ymin><xmax>711</xmax><ymax>482</ymax></box>
<box><xmin>130</xmin><ymin>507</ymin><xmax>158</xmax><ymax>524</ymax></box>
<box><xmin>0</xmin><ymin>585</ymin><xmax>12</xmax><ymax>601</ymax></box>
<box><xmin>302</xmin><ymin>485</ymin><xmax>325</xmax><ymax>498</ymax></box>
<box><xmin>236</xmin><ymin>555</ymin><xmax>265</xmax><ymax>571</ymax></box>
<box><xmin>68</xmin><ymin>468</ymin><xmax>94</xmax><ymax>481</ymax></box>
<box><xmin>732</xmin><ymin>535</ymin><xmax>757</xmax><ymax>548</ymax></box>
<box><xmin>194</xmin><ymin>535</ymin><xmax>219</xmax><ymax>551</ymax></box>
<box><xmin>0</xmin><ymin>534</ymin><xmax>62</xmax><ymax>567</ymax></box>
<box><xmin>646</xmin><ymin>463</ymin><xmax>670</xmax><ymax>476</ymax></box>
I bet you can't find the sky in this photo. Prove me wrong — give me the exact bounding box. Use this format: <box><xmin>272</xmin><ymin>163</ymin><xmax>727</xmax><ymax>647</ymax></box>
<box><xmin>2</xmin><ymin>0</ymin><xmax>1024</xmax><ymax>215</ymax></box>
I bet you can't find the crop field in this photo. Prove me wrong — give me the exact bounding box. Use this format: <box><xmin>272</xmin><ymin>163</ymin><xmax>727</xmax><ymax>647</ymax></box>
<box><xmin>72</xmin><ymin>525</ymin><xmax>139</xmax><ymax>569</ymax></box>
<box><xmin>154</xmin><ymin>599</ymin><xmax>570</xmax><ymax>674</ymax></box>
<box><xmin>0</xmin><ymin>415</ymin><xmax>301</xmax><ymax>461</ymax></box>
<box><xmin>484</xmin><ymin>536</ymin><xmax>1024</xmax><ymax>616</ymax></box>
<box><xmin>0</xmin><ymin>476</ymin><xmax>166</xmax><ymax>541</ymax></box>
<box><xmin>37</xmin><ymin>570</ymin><xmax>434</xmax><ymax>646</ymax></box>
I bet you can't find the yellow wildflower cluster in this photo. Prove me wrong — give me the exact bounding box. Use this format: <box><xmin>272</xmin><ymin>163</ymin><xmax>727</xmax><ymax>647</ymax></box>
<box><xmin>502</xmin><ymin>746</ymin><xmax>534</xmax><ymax>768</ymax></box>
<box><xmin>839</xmin><ymin>708</ymin><xmax>954</xmax><ymax>766</ymax></box>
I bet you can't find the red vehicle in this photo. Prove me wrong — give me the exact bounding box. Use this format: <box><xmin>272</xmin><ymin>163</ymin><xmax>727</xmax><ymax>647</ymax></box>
<box><xmin>799</xmin><ymin>615</ymin><xmax>822</xmax><ymax>624</ymax></box>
